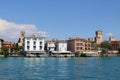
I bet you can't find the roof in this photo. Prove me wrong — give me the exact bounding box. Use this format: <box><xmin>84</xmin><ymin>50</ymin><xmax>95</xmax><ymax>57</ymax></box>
<box><xmin>67</xmin><ymin>37</ymin><xmax>88</xmax><ymax>42</ymax></box>
<box><xmin>111</xmin><ymin>40</ymin><xmax>120</xmax><ymax>43</ymax></box>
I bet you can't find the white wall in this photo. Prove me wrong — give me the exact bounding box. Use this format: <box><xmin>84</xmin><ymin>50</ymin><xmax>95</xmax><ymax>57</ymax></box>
<box><xmin>24</xmin><ymin>38</ymin><xmax>45</xmax><ymax>51</ymax></box>
<box><xmin>56</xmin><ymin>42</ymin><xmax>67</xmax><ymax>51</ymax></box>
<box><xmin>46</xmin><ymin>42</ymin><xmax>55</xmax><ymax>51</ymax></box>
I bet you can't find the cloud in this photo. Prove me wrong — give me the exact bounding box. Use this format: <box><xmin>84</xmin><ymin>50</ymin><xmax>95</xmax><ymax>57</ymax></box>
<box><xmin>0</xmin><ymin>19</ymin><xmax>47</xmax><ymax>42</ymax></box>
<box><xmin>105</xmin><ymin>33</ymin><xmax>113</xmax><ymax>37</ymax></box>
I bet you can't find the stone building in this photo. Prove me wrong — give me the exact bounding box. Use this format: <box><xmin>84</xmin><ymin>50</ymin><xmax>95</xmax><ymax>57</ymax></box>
<box><xmin>18</xmin><ymin>30</ymin><xmax>25</xmax><ymax>47</ymax></box>
<box><xmin>95</xmin><ymin>30</ymin><xmax>103</xmax><ymax>44</ymax></box>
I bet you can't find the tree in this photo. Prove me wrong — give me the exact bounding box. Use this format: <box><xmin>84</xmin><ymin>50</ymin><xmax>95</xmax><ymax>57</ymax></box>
<box><xmin>117</xmin><ymin>47</ymin><xmax>120</xmax><ymax>54</ymax></box>
<box><xmin>11</xmin><ymin>44</ymin><xmax>24</xmax><ymax>56</ymax></box>
<box><xmin>1</xmin><ymin>46</ymin><xmax>9</xmax><ymax>57</ymax></box>
<box><xmin>75</xmin><ymin>51</ymin><xmax>80</xmax><ymax>57</ymax></box>
<box><xmin>100</xmin><ymin>41</ymin><xmax>112</xmax><ymax>50</ymax></box>
<box><xmin>100</xmin><ymin>41</ymin><xmax>112</xmax><ymax>56</ymax></box>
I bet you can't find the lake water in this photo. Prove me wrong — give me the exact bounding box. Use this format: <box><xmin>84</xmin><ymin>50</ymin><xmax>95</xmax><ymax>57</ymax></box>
<box><xmin>0</xmin><ymin>57</ymin><xmax>120</xmax><ymax>80</ymax></box>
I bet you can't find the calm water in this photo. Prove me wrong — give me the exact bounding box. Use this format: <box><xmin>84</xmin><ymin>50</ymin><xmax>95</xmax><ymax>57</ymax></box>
<box><xmin>0</xmin><ymin>57</ymin><xmax>120</xmax><ymax>80</ymax></box>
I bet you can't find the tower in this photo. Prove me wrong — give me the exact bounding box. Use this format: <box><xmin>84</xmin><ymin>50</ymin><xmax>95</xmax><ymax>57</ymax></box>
<box><xmin>18</xmin><ymin>30</ymin><xmax>25</xmax><ymax>46</ymax></box>
<box><xmin>95</xmin><ymin>30</ymin><xmax>103</xmax><ymax>44</ymax></box>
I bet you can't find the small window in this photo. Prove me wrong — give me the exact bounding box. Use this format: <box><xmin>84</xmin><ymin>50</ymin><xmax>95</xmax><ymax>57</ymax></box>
<box><xmin>40</xmin><ymin>46</ymin><xmax>42</xmax><ymax>50</ymax></box>
<box><xmin>77</xmin><ymin>47</ymin><xmax>79</xmax><ymax>50</ymax></box>
<box><xmin>33</xmin><ymin>41</ymin><xmax>36</xmax><ymax>45</ymax></box>
<box><xmin>40</xmin><ymin>42</ymin><xmax>42</xmax><ymax>45</ymax></box>
<box><xmin>27</xmin><ymin>46</ymin><xmax>30</xmax><ymax>50</ymax></box>
<box><xmin>27</xmin><ymin>41</ymin><xmax>30</xmax><ymax>44</ymax></box>
<box><xmin>33</xmin><ymin>46</ymin><xmax>36</xmax><ymax>50</ymax></box>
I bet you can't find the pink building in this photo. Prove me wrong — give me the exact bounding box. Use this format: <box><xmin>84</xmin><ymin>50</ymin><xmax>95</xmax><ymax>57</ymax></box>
<box><xmin>3</xmin><ymin>42</ymin><xmax>13</xmax><ymax>53</ymax></box>
<box><xmin>67</xmin><ymin>37</ymin><xmax>91</xmax><ymax>53</ymax></box>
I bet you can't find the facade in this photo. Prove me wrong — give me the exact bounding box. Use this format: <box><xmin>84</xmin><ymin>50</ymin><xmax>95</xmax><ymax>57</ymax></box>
<box><xmin>45</xmin><ymin>40</ymin><xmax>74</xmax><ymax>57</ymax></box>
<box><xmin>24</xmin><ymin>34</ymin><xmax>46</xmax><ymax>57</ymax></box>
<box><xmin>18</xmin><ymin>30</ymin><xmax>25</xmax><ymax>47</ymax></box>
<box><xmin>67</xmin><ymin>37</ymin><xmax>91</xmax><ymax>53</ymax></box>
<box><xmin>45</xmin><ymin>40</ymin><xmax>56</xmax><ymax>52</ymax></box>
<box><xmin>56</xmin><ymin>40</ymin><xmax>67</xmax><ymax>52</ymax></box>
<box><xmin>0</xmin><ymin>39</ymin><xmax>4</xmax><ymax>51</ymax></box>
<box><xmin>111</xmin><ymin>41</ymin><xmax>120</xmax><ymax>50</ymax></box>
<box><xmin>3</xmin><ymin>41</ymin><xmax>13</xmax><ymax>53</ymax></box>
<box><xmin>95</xmin><ymin>30</ymin><xmax>103</xmax><ymax>44</ymax></box>
<box><xmin>109</xmin><ymin>36</ymin><xmax>115</xmax><ymax>42</ymax></box>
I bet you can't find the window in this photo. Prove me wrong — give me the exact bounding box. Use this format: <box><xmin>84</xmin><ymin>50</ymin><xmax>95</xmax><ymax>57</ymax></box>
<box><xmin>27</xmin><ymin>41</ymin><xmax>30</xmax><ymax>44</ymax></box>
<box><xmin>33</xmin><ymin>41</ymin><xmax>36</xmax><ymax>45</ymax></box>
<box><xmin>40</xmin><ymin>46</ymin><xmax>42</xmax><ymax>50</ymax></box>
<box><xmin>80</xmin><ymin>43</ymin><xmax>83</xmax><ymax>46</ymax></box>
<box><xmin>77</xmin><ymin>43</ymin><xmax>83</xmax><ymax>46</ymax></box>
<box><xmin>27</xmin><ymin>46</ymin><xmax>30</xmax><ymax>50</ymax></box>
<box><xmin>77</xmin><ymin>47</ymin><xmax>79</xmax><ymax>50</ymax></box>
<box><xmin>33</xmin><ymin>46</ymin><xmax>36</xmax><ymax>50</ymax></box>
<box><xmin>80</xmin><ymin>47</ymin><xmax>83</xmax><ymax>50</ymax></box>
<box><xmin>40</xmin><ymin>42</ymin><xmax>42</xmax><ymax>45</ymax></box>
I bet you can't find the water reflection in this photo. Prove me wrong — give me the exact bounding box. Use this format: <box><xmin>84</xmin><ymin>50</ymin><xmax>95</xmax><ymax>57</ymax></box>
<box><xmin>0</xmin><ymin>57</ymin><xmax>120</xmax><ymax>80</ymax></box>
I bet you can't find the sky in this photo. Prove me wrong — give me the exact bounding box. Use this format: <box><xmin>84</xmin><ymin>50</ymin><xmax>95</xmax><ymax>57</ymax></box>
<box><xmin>0</xmin><ymin>0</ymin><xmax>120</xmax><ymax>42</ymax></box>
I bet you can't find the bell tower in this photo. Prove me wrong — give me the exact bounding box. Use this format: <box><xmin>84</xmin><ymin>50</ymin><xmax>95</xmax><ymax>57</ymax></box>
<box><xmin>18</xmin><ymin>30</ymin><xmax>25</xmax><ymax>46</ymax></box>
<box><xmin>95</xmin><ymin>30</ymin><xmax>103</xmax><ymax>44</ymax></box>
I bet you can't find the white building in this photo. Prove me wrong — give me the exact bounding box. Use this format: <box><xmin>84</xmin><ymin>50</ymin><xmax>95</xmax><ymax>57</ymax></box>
<box><xmin>45</xmin><ymin>41</ymin><xmax>56</xmax><ymax>52</ymax></box>
<box><xmin>51</xmin><ymin>40</ymin><xmax>75</xmax><ymax>57</ymax></box>
<box><xmin>56</xmin><ymin>40</ymin><xmax>67</xmax><ymax>52</ymax></box>
<box><xmin>24</xmin><ymin>34</ymin><xmax>46</xmax><ymax>57</ymax></box>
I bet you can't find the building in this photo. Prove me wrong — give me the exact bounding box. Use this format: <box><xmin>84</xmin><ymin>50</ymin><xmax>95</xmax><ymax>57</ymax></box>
<box><xmin>45</xmin><ymin>39</ymin><xmax>74</xmax><ymax>57</ymax></box>
<box><xmin>67</xmin><ymin>37</ymin><xmax>91</xmax><ymax>53</ymax></box>
<box><xmin>52</xmin><ymin>40</ymin><xmax>74</xmax><ymax>57</ymax></box>
<box><xmin>18</xmin><ymin>30</ymin><xmax>25</xmax><ymax>47</ymax></box>
<box><xmin>95</xmin><ymin>30</ymin><xmax>103</xmax><ymax>44</ymax></box>
<box><xmin>56</xmin><ymin>40</ymin><xmax>67</xmax><ymax>52</ymax></box>
<box><xmin>3</xmin><ymin>41</ymin><xmax>13</xmax><ymax>53</ymax></box>
<box><xmin>24</xmin><ymin>34</ymin><xmax>46</xmax><ymax>57</ymax></box>
<box><xmin>0</xmin><ymin>39</ymin><xmax>4</xmax><ymax>51</ymax></box>
<box><xmin>45</xmin><ymin>40</ymin><xmax>56</xmax><ymax>52</ymax></box>
<box><xmin>111</xmin><ymin>41</ymin><xmax>120</xmax><ymax>50</ymax></box>
<box><xmin>109</xmin><ymin>36</ymin><xmax>115</xmax><ymax>42</ymax></box>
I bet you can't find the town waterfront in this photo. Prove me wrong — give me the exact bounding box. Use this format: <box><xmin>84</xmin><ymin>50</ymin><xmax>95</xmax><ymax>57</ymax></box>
<box><xmin>0</xmin><ymin>57</ymin><xmax>120</xmax><ymax>80</ymax></box>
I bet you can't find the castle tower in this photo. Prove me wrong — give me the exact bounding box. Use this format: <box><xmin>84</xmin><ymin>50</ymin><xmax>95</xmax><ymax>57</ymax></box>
<box><xmin>18</xmin><ymin>30</ymin><xmax>25</xmax><ymax>46</ymax></box>
<box><xmin>95</xmin><ymin>30</ymin><xmax>103</xmax><ymax>44</ymax></box>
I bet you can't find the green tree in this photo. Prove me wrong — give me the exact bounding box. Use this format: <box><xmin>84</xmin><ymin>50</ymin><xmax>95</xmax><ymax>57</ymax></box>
<box><xmin>1</xmin><ymin>46</ymin><xmax>9</xmax><ymax>57</ymax></box>
<box><xmin>101</xmin><ymin>41</ymin><xmax>112</xmax><ymax>50</ymax></box>
<box><xmin>117</xmin><ymin>47</ymin><xmax>120</xmax><ymax>54</ymax></box>
<box><xmin>11</xmin><ymin>44</ymin><xmax>23</xmax><ymax>56</ymax></box>
<box><xmin>100</xmin><ymin>41</ymin><xmax>112</xmax><ymax>56</ymax></box>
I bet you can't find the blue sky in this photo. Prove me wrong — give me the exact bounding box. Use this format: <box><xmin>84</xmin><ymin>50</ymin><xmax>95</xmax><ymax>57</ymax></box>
<box><xmin>0</xmin><ymin>0</ymin><xmax>120</xmax><ymax>41</ymax></box>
